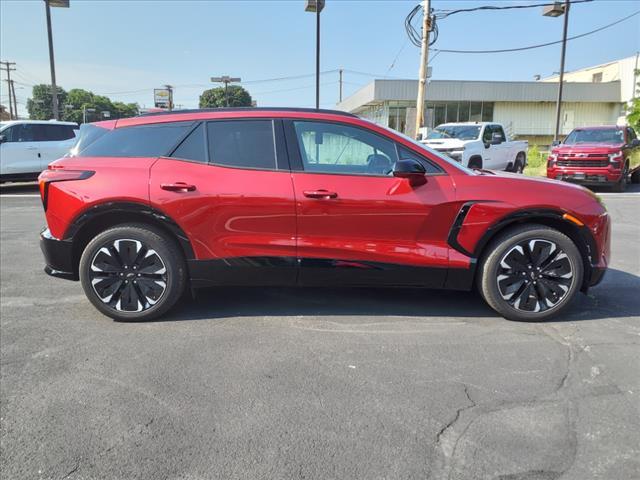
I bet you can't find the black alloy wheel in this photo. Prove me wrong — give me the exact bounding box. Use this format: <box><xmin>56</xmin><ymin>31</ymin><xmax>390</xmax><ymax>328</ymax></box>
<box><xmin>79</xmin><ymin>224</ymin><xmax>186</xmax><ymax>321</ymax></box>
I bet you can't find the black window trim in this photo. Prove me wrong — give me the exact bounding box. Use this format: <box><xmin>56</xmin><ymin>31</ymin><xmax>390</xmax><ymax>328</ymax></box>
<box><xmin>202</xmin><ymin>118</ymin><xmax>286</xmax><ymax>173</ymax></box>
<box><xmin>165</xmin><ymin>121</ymin><xmax>209</xmax><ymax>164</ymax></box>
<box><xmin>283</xmin><ymin>118</ymin><xmax>447</xmax><ymax>178</ymax></box>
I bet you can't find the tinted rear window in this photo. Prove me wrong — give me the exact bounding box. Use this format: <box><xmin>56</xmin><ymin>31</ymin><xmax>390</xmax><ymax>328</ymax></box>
<box><xmin>78</xmin><ymin>121</ymin><xmax>193</xmax><ymax>157</ymax></box>
<box><xmin>170</xmin><ymin>123</ymin><xmax>207</xmax><ymax>163</ymax></box>
<box><xmin>42</xmin><ymin>124</ymin><xmax>76</xmax><ymax>141</ymax></box>
<box><xmin>207</xmin><ymin>120</ymin><xmax>276</xmax><ymax>170</ymax></box>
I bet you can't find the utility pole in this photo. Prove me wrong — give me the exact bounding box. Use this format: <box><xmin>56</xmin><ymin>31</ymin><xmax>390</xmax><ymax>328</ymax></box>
<box><xmin>164</xmin><ymin>84</ymin><xmax>174</xmax><ymax>111</ymax></box>
<box><xmin>210</xmin><ymin>76</ymin><xmax>242</xmax><ymax>107</ymax></box>
<box><xmin>414</xmin><ymin>0</ymin><xmax>431</xmax><ymax>139</ymax></box>
<box><xmin>10</xmin><ymin>79</ymin><xmax>18</xmax><ymax>119</ymax></box>
<box><xmin>1</xmin><ymin>61</ymin><xmax>16</xmax><ymax>119</ymax></box>
<box><xmin>339</xmin><ymin>69</ymin><xmax>343</xmax><ymax>103</ymax></box>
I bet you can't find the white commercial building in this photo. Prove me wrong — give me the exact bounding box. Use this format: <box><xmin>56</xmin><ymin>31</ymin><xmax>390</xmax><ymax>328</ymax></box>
<box><xmin>336</xmin><ymin>55</ymin><xmax>638</xmax><ymax>146</ymax></box>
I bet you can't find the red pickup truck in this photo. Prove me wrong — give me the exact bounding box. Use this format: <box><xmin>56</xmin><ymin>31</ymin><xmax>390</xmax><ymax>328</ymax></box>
<box><xmin>547</xmin><ymin>125</ymin><xmax>640</xmax><ymax>192</ymax></box>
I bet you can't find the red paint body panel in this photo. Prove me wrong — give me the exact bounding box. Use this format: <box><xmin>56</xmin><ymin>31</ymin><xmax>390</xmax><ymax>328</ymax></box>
<box><xmin>292</xmin><ymin>173</ymin><xmax>456</xmax><ymax>268</ymax></box>
<box><xmin>149</xmin><ymin>158</ymin><xmax>297</xmax><ymax>260</ymax></box>
<box><xmin>44</xmin><ymin>156</ymin><xmax>155</xmax><ymax>239</ymax></box>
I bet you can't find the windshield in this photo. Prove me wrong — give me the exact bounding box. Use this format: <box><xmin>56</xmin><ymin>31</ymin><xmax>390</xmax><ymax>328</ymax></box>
<box><xmin>68</xmin><ymin>123</ymin><xmax>110</xmax><ymax>156</ymax></box>
<box><xmin>563</xmin><ymin>128</ymin><xmax>624</xmax><ymax>145</ymax></box>
<box><xmin>426</xmin><ymin>125</ymin><xmax>481</xmax><ymax>141</ymax></box>
<box><xmin>379</xmin><ymin>124</ymin><xmax>476</xmax><ymax>175</ymax></box>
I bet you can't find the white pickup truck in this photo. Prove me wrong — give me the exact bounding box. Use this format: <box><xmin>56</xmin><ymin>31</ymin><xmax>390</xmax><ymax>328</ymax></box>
<box><xmin>421</xmin><ymin>122</ymin><xmax>528</xmax><ymax>173</ymax></box>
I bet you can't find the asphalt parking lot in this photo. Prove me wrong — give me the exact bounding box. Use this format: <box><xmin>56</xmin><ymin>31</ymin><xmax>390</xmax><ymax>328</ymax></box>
<box><xmin>1</xmin><ymin>184</ymin><xmax>639</xmax><ymax>480</ymax></box>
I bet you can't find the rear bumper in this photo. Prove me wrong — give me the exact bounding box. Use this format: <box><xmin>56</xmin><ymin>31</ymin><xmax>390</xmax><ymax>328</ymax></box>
<box><xmin>40</xmin><ymin>228</ymin><xmax>77</xmax><ymax>280</ymax></box>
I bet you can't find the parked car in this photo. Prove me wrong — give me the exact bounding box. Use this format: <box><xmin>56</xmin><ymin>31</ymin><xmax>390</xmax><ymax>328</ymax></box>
<box><xmin>422</xmin><ymin>122</ymin><xmax>528</xmax><ymax>172</ymax></box>
<box><xmin>38</xmin><ymin>108</ymin><xmax>609</xmax><ymax>322</ymax></box>
<box><xmin>0</xmin><ymin>120</ymin><xmax>78</xmax><ymax>183</ymax></box>
<box><xmin>547</xmin><ymin>125</ymin><xmax>640</xmax><ymax>192</ymax></box>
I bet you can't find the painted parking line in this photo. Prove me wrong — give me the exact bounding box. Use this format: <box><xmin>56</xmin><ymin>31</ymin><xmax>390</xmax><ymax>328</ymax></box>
<box><xmin>0</xmin><ymin>194</ymin><xmax>41</xmax><ymax>197</ymax></box>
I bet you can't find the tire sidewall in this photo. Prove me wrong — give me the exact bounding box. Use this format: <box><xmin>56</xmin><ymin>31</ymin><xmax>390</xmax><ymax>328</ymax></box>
<box><xmin>79</xmin><ymin>225</ymin><xmax>186</xmax><ymax>321</ymax></box>
<box><xmin>479</xmin><ymin>226</ymin><xmax>584</xmax><ymax>322</ymax></box>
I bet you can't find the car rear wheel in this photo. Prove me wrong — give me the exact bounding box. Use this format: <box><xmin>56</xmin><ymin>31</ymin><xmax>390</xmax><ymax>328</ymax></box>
<box><xmin>79</xmin><ymin>224</ymin><xmax>187</xmax><ymax>321</ymax></box>
<box><xmin>477</xmin><ymin>224</ymin><xmax>583</xmax><ymax>322</ymax></box>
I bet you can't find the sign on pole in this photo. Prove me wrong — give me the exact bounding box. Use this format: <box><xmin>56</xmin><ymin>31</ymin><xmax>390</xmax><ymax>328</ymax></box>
<box><xmin>154</xmin><ymin>88</ymin><xmax>171</xmax><ymax>109</ymax></box>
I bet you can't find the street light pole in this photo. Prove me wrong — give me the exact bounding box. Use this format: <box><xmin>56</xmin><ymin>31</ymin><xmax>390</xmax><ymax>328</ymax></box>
<box><xmin>543</xmin><ymin>0</ymin><xmax>570</xmax><ymax>143</ymax></box>
<box><xmin>44</xmin><ymin>0</ymin><xmax>59</xmax><ymax>120</ymax></box>
<box><xmin>210</xmin><ymin>76</ymin><xmax>242</xmax><ymax>107</ymax></box>
<box><xmin>305</xmin><ymin>0</ymin><xmax>325</xmax><ymax>110</ymax></box>
<box><xmin>43</xmin><ymin>0</ymin><xmax>69</xmax><ymax>121</ymax></box>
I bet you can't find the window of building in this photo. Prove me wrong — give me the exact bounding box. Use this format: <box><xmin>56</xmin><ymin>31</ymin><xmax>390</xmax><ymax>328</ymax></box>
<box><xmin>482</xmin><ymin>102</ymin><xmax>494</xmax><ymax>122</ymax></box>
<box><xmin>388</xmin><ymin>107</ymin><xmax>407</xmax><ymax>133</ymax></box>
<box><xmin>469</xmin><ymin>102</ymin><xmax>483</xmax><ymax>122</ymax></box>
<box><xmin>592</xmin><ymin>72</ymin><xmax>603</xmax><ymax>83</ymax></box>
<box><xmin>293</xmin><ymin>120</ymin><xmax>398</xmax><ymax>176</ymax></box>
<box><xmin>170</xmin><ymin>123</ymin><xmax>207</xmax><ymax>163</ymax></box>
<box><xmin>445</xmin><ymin>102</ymin><xmax>459</xmax><ymax>123</ymax></box>
<box><xmin>207</xmin><ymin>120</ymin><xmax>277</xmax><ymax>170</ymax></box>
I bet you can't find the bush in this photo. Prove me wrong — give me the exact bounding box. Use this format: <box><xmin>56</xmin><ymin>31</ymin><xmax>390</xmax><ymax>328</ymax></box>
<box><xmin>524</xmin><ymin>145</ymin><xmax>548</xmax><ymax>177</ymax></box>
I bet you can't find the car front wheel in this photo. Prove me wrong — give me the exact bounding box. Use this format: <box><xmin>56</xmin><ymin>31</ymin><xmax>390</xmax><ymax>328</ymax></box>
<box><xmin>79</xmin><ymin>224</ymin><xmax>187</xmax><ymax>321</ymax></box>
<box><xmin>477</xmin><ymin>224</ymin><xmax>583</xmax><ymax>322</ymax></box>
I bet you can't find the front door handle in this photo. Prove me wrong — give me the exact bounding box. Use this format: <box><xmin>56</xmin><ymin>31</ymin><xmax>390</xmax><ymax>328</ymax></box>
<box><xmin>161</xmin><ymin>182</ymin><xmax>196</xmax><ymax>192</ymax></box>
<box><xmin>303</xmin><ymin>189</ymin><xmax>338</xmax><ymax>199</ymax></box>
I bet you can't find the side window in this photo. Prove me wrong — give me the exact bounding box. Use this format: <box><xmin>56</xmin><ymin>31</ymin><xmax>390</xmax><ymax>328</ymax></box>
<box><xmin>207</xmin><ymin>120</ymin><xmax>276</xmax><ymax>170</ymax></box>
<box><xmin>482</xmin><ymin>125</ymin><xmax>492</xmax><ymax>143</ymax></box>
<box><xmin>79</xmin><ymin>121</ymin><xmax>193</xmax><ymax>157</ymax></box>
<box><xmin>1</xmin><ymin>125</ymin><xmax>21</xmax><ymax>142</ymax></box>
<box><xmin>42</xmin><ymin>124</ymin><xmax>76</xmax><ymax>141</ymax></box>
<box><xmin>627</xmin><ymin>128</ymin><xmax>637</xmax><ymax>141</ymax></box>
<box><xmin>398</xmin><ymin>146</ymin><xmax>443</xmax><ymax>174</ymax></box>
<box><xmin>170</xmin><ymin>123</ymin><xmax>207</xmax><ymax>163</ymax></box>
<box><xmin>493</xmin><ymin>125</ymin><xmax>505</xmax><ymax>141</ymax></box>
<box><xmin>293</xmin><ymin>121</ymin><xmax>398</xmax><ymax>176</ymax></box>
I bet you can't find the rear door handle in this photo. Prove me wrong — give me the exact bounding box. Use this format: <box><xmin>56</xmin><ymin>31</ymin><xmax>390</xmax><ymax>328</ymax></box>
<box><xmin>161</xmin><ymin>182</ymin><xmax>196</xmax><ymax>192</ymax></box>
<box><xmin>303</xmin><ymin>189</ymin><xmax>338</xmax><ymax>199</ymax></box>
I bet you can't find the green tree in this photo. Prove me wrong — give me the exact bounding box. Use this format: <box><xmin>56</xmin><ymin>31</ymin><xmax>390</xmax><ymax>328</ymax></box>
<box><xmin>626</xmin><ymin>69</ymin><xmax>640</xmax><ymax>132</ymax></box>
<box><xmin>199</xmin><ymin>85</ymin><xmax>252</xmax><ymax>108</ymax></box>
<box><xmin>26</xmin><ymin>84</ymin><xmax>68</xmax><ymax>120</ymax></box>
<box><xmin>57</xmin><ymin>88</ymin><xmax>139</xmax><ymax>123</ymax></box>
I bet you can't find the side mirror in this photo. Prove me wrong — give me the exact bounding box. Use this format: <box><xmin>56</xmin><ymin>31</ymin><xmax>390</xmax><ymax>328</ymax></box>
<box><xmin>0</xmin><ymin>134</ymin><xmax>6</xmax><ymax>144</ymax></box>
<box><xmin>630</xmin><ymin>139</ymin><xmax>640</xmax><ymax>148</ymax></box>
<box><xmin>552</xmin><ymin>140</ymin><xmax>561</xmax><ymax>147</ymax></box>
<box><xmin>393</xmin><ymin>159</ymin><xmax>427</xmax><ymax>186</ymax></box>
<box><xmin>490</xmin><ymin>132</ymin><xmax>503</xmax><ymax>145</ymax></box>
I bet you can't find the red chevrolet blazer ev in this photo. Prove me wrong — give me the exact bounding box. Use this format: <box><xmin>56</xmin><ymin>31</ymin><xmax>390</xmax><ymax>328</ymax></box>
<box><xmin>38</xmin><ymin>108</ymin><xmax>610</xmax><ymax>322</ymax></box>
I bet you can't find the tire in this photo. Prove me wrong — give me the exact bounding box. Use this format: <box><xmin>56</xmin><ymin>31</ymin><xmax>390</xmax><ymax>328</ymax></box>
<box><xmin>511</xmin><ymin>153</ymin><xmax>525</xmax><ymax>174</ymax></box>
<box><xmin>79</xmin><ymin>224</ymin><xmax>187</xmax><ymax>321</ymax></box>
<box><xmin>468</xmin><ymin>156</ymin><xmax>483</xmax><ymax>169</ymax></box>
<box><xmin>612</xmin><ymin>164</ymin><xmax>628</xmax><ymax>192</ymax></box>
<box><xmin>477</xmin><ymin>224</ymin><xmax>583</xmax><ymax>322</ymax></box>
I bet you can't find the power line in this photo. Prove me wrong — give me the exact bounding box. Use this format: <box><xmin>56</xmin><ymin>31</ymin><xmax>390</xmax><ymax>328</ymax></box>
<box><xmin>433</xmin><ymin>0</ymin><xmax>593</xmax><ymax>19</ymax></box>
<box><xmin>432</xmin><ymin>9</ymin><xmax>640</xmax><ymax>54</ymax></box>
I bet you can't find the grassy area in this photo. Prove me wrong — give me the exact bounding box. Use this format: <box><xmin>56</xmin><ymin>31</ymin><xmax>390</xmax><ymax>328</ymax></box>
<box><xmin>524</xmin><ymin>145</ymin><xmax>548</xmax><ymax>177</ymax></box>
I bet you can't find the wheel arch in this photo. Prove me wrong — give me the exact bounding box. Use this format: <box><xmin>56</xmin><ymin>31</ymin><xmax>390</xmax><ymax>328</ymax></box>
<box><xmin>472</xmin><ymin>209</ymin><xmax>596</xmax><ymax>292</ymax></box>
<box><xmin>65</xmin><ymin>202</ymin><xmax>195</xmax><ymax>277</ymax></box>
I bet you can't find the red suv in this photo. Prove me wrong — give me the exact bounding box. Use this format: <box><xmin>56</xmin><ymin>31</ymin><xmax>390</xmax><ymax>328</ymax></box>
<box><xmin>547</xmin><ymin>125</ymin><xmax>640</xmax><ymax>191</ymax></box>
<box><xmin>39</xmin><ymin>108</ymin><xmax>610</xmax><ymax>322</ymax></box>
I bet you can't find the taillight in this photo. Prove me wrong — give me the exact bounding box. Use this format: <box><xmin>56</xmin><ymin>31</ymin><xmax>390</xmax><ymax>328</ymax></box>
<box><xmin>38</xmin><ymin>169</ymin><xmax>95</xmax><ymax>211</ymax></box>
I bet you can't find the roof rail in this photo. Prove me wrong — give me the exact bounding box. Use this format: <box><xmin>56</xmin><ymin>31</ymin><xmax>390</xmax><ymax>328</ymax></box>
<box><xmin>137</xmin><ymin>107</ymin><xmax>357</xmax><ymax>118</ymax></box>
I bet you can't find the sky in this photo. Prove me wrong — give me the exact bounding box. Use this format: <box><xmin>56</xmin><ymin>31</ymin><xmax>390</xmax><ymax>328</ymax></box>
<box><xmin>1</xmin><ymin>0</ymin><xmax>639</xmax><ymax>117</ymax></box>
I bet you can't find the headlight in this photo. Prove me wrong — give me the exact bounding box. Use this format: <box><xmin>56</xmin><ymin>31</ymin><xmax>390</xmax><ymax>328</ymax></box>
<box><xmin>608</xmin><ymin>151</ymin><xmax>623</xmax><ymax>164</ymax></box>
<box><xmin>548</xmin><ymin>153</ymin><xmax>558</xmax><ymax>167</ymax></box>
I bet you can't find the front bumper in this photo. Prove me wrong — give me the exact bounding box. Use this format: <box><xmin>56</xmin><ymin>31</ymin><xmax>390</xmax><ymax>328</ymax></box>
<box><xmin>547</xmin><ymin>166</ymin><xmax>623</xmax><ymax>185</ymax></box>
<box><xmin>40</xmin><ymin>228</ymin><xmax>77</xmax><ymax>280</ymax></box>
